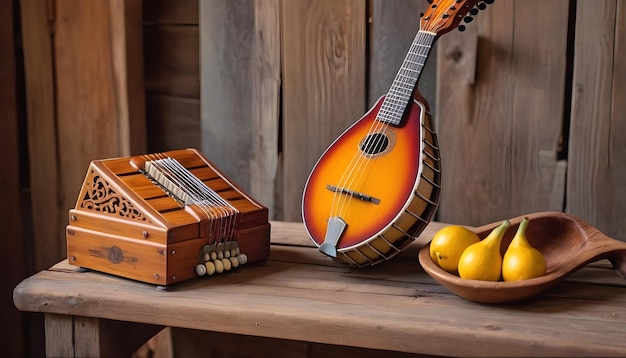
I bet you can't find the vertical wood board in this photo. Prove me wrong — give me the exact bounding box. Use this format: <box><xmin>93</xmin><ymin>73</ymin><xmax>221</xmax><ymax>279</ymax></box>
<box><xmin>20</xmin><ymin>0</ymin><xmax>63</xmax><ymax>272</ymax></box>
<box><xmin>143</xmin><ymin>0</ymin><xmax>198</xmax><ymax>25</ymax></box>
<box><xmin>281</xmin><ymin>0</ymin><xmax>367</xmax><ymax>221</ymax></box>
<box><xmin>143</xmin><ymin>26</ymin><xmax>200</xmax><ymax>98</ymax></box>
<box><xmin>249</xmin><ymin>0</ymin><xmax>281</xmax><ymax>216</ymax></box>
<box><xmin>369</xmin><ymin>0</ymin><xmax>437</xmax><ymax>113</ymax></box>
<box><xmin>200</xmin><ymin>0</ymin><xmax>280</xmax><ymax>216</ymax></box>
<box><xmin>0</xmin><ymin>1</ymin><xmax>26</xmax><ymax>356</ymax></box>
<box><xmin>146</xmin><ymin>94</ymin><xmax>201</xmax><ymax>152</ymax></box>
<box><xmin>436</xmin><ymin>0</ymin><xmax>569</xmax><ymax>226</ymax></box>
<box><xmin>567</xmin><ymin>0</ymin><xmax>626</xmax><ymax>242</ymax></box>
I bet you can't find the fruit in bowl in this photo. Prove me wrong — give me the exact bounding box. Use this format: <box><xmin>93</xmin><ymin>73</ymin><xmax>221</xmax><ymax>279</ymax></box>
<box><xmin>429</xmin><ymin>217</ymin><xmax>547</xmax><ymax>282</ymax></box>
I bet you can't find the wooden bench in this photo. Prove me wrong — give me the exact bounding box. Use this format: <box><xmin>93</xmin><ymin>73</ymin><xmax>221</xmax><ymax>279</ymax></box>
<box><xmin>13</xmin><ymin>221</ymin><xmax>626</xmax><ymax>357</ymax></box>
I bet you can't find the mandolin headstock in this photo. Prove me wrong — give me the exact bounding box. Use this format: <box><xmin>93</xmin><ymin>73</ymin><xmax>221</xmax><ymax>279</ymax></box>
<box><xmin>420</xmin><ymin>0</ymin><xmax>494</xmax><ymax>36</ymax></box>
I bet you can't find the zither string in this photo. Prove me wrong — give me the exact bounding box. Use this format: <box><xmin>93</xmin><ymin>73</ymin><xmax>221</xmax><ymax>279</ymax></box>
<box><xmin>145</xmin><ymin>154</ymin><xmax>238</xmax><ymax>244</ymax></box>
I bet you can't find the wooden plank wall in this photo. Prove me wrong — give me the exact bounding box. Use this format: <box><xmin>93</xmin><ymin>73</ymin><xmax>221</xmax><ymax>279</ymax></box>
<box><xmin>567</xmin><ymin>0</ymin><xmax>626</xmax><ymax>242</ymax></box>
<box><xmin>199</xmin><ymin>0</ymin><xmax>280</xmax><ymax>215</ymax></box>
<box><xmin>1</xmin><ymin>1</ymin><xmax>26</xmax><ymax>356</ymax></box>
<box><xmin>17</xmin><ymin>0</ymin><xmax>148</xmax><ymax>355</ymax></box>
<box><xmin>144</xmin><ymin>0</ymin><xmax>201</xmax><ymax>152</ymax></box>
<box><xmin>149</xmin><ymin>0</ymin><xmax>625</xmax><ymax>242</ymax></box>
<box><xmin>436</xmin><ymin>0</ymin><xmax>570</xmax><ymax>224</ymax></box>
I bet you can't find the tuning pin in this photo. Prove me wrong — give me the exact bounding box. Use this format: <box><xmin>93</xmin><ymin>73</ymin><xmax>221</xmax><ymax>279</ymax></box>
<box><xmin>213</xmin><ymin>259</ymin><xmax>224</xmax><ymax>273</ymax></box>
<box><xmin>195</xmin><ymin>263</ymin><xmax>207</xmax><ymax>276</ymax></box>
<box><xmin>484</xmin><ymin>0</ymin><xmax>495</xmax><ymax>4</ymax></box>
<box><xmin>204</xmin><ymin>260</ymin><xmax>216</xmax><ymax>275</ymax></box>
<box><xmin>458</xmin><ymin>25</ymin><xmax>466</xmax><ymax>32</ymax></box>
<box><xmin>470</xmin><ymin>8</ymin><xmax>479</xmax><ymax>15</ymax></box>
<box><xmin>221</xmin><ymin>257</ymin><xmax>232</xmax><ymax>271</ymax></box>
<box><xmin>464</xmin><ymin>16</ymin><xmax>473</xmax><ymax>23</ymax></box>
<box><xmin>478</xmin><ymin>3</ymin><xmax>487</xmax><ymax>10</ymax></box>
<box><xmin>419</xmin><ymin>12</ymin><xmax>424</xmax><ymax>18</ymax></box>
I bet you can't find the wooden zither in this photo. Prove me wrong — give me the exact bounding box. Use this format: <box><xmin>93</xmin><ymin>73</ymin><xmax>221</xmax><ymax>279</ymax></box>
<box><xmin>66</xmin><ymin>148</ymin><xmax>270</xmax><ymax>287</ymax></box>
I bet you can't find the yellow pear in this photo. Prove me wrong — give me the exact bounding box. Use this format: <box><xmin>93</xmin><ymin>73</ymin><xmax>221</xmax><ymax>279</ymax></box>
<box><xmin>458</xmin><ymin>220</ymin><xmax>511</xmax><ymax>281</ymax></box>
<box><xmin>502</xmin><ymin>217</ymin><xmax>547</xmax><ymax>281</ymax></box>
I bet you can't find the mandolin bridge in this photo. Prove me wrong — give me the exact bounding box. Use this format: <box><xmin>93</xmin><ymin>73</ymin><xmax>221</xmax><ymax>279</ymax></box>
<box><xmin>326</xmin><ymin>185</ymin><xmax>380</xmax><ymax>205</ymax></box>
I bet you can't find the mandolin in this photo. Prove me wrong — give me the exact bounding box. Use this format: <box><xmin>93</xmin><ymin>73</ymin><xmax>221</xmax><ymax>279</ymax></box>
<box><xmin>302</xmin><ymin>0</ymin><xmax>492</xmax><ymax>266</ymax></box>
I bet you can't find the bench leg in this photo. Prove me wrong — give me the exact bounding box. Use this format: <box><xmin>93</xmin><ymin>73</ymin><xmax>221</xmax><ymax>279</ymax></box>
<box><xmin>45</xmin><ymin>313</ymin><xmax>164</xmax><ymax>357</ymax></box>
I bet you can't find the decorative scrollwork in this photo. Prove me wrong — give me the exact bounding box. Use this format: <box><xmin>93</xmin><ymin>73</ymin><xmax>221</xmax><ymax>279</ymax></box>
<box><xmin>80</xmin><ymin>173</ymin><xmax>149</xmax><ymax>222</ymax></box>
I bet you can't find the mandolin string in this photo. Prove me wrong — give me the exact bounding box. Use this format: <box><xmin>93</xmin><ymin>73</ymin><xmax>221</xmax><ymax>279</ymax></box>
<box><xmin>332</xmin><ymin>31</ymin><xmax>432</xmax><ymax>220</ymax></box>
<box><xmin>333</xmin><ymin>31</ymin><xmax>429</xmax><ymax>219</ymax></box>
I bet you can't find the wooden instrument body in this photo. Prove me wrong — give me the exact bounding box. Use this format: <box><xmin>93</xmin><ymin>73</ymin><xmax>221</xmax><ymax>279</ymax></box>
<box><xmin>66</xmin><ymin>148</ymin><xmax>270</xmax><ymax>286</ymax></box>
<box><xmin>302</xmin><ymin>96</ymin><xmax>441</xmax><ymax>266</ymax></box>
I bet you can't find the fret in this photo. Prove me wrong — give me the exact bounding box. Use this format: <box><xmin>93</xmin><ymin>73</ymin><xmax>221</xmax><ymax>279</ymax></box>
<box><xmin>377</xmin><ymin>31</ymin><xmax>435</xmax><ymax>125</ymax></box>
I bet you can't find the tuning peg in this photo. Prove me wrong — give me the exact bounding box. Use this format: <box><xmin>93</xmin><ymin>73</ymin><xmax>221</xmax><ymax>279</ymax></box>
<box><xmin>464</xmin><ymin>16</ymin><xmax>473</xmax><ymax>23</ymax></box>
<box><xmin>458</xmin><ymin>25</ymin><xmax>466</xmax><ymax>32</ymax></box>
<box><xmin>484</xmin><ymin>0</ymin><xmax>495</xmax><ymax>4</ymax></box>
<box><xmin>470</xmin><ymin>8</ymin><xmax>479</xmax><ymax>15</ymax></box>
<box><xmin>420</xmin><ymin>12</ymin><xmax>424</xmax><ymax>17</ymax></box>
<box><xmin>478</xmin><ymin>3</ymin><xmax>487</xmax><ymax>10</ymax></box>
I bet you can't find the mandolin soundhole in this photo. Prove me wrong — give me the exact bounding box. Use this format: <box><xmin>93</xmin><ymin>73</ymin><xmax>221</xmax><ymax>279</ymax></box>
<box><xmin>360</xmin><ymin>133</ymin><xmax>391</xmax><ymax>156</ymax></box>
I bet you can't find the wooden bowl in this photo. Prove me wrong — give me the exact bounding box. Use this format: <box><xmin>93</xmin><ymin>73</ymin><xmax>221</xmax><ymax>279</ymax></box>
<box><xmin>418</xmin><ymin>211</ymin><xmax>626</xmax><ymax>304</ymax></box>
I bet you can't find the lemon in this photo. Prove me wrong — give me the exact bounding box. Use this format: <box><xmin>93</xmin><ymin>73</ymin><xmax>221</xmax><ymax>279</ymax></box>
<box><xmin>502</xmin><ymin>217</ymin><xmax>547</xmax><ymax>281</ymax></box>
<box><xmin>457</xmin><ymin>243</ymin><xmax>503</xmax><ymax>281</ymax></box>
<box><xmin>429</xmin><ymin>225</ymin><xmax>480</xmax><ymax>272</ymax></box>
<box><xmin>501</xmin><ymin>250</ymin><xmax>546</xmax><ymax>281</ymax></box>
<box><xmin>457</xmin><ymin>220</ymin><xmax>510</xmax><ymax>281</ymax></box>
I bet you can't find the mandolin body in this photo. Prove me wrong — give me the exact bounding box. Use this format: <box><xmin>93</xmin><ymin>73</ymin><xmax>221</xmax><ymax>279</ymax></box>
<box><xmin>302</xmin><ymin>95</ymin><xmax>441</xmax><ymax>266</ymax></box>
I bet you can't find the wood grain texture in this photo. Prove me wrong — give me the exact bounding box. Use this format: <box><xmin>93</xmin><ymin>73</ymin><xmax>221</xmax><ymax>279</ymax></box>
<box><xmin>249</xmin><ymin>0</ymin><xmax>281</xmax><ymax>217</ymax></box>
<box><xmin>143</xmin><ymin>25</ymin><xmax>199</xmax><ymax>98</ymax></box>
<box><xmin>45</xmin><ymin>313</ymin><xmax>163</xmax><ymax>357</ymax></box>
<box><xmin>13</xmin><ymin>221</ymin><xmax>626</xmax><ymax>357</ymax></box>
<box><xmin>200</xmin><ymin>0</ymin><xmax>280</xmax><ymax>217</ymax></box>
<box><xmin>20</xmin><ymin>0</ymin><xmax>64</xmax><ymax>272</ymax></box>
<box><xmin>369</xmin><ymin>0</ymin><xmax>437</xmax><ymax>111</ymax></box>
<box><xmin>143</xmin><ymin>0</ymin><xmax>198</xmax><ymax>25</ymax></box>
<box><xmin>0</xmin><ymin>1</ymin><xmax>26</xmax><ymax>357</ymax></box>
<box><xmin>146</xmin><ymin>94</ymin><xmax>201</xmax><ymax>152</ymax></box>
<box><xmin>55</xmin><ymin>0</ymin><xmax>146</xmax><ymax>257</ymax></box>
<box><xmin>567</xmin><ymin>0</ymin><xmax>626</xmax><ymax>242</ymax></box>
<box><xmin>436</xmin><ymin>0</ymin><xmax>569</xmax><ymax>226</ymax></box>
<box><xmin>281</xmin><ymin>0</ymin><xmax>367</xmax><ymax>221</ymax></box>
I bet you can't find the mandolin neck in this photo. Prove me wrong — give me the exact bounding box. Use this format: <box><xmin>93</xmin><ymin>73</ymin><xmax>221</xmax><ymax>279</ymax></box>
<box><xmin>376</xmin><ymin>30</ymin><xmax>436</xmax><ymax>126</ymax></box>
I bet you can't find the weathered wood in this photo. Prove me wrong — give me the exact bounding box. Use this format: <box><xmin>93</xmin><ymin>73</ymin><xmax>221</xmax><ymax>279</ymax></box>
<box><xmin>45</xmin><ymin>313</ymin><xmax>163</xmax><ymax>357</ymax></box>
<box><xmin>200</xmin><ymin>0</ymin><xmax>280</xmax><ymax>218</ymax></box>
<box><xmin>55</xmin><ymin>0</ymin><xmax>147</xmax><ymax>258</ymax></box>
<box><xmin>146</xmin><ymin>94</ymin><xmax>201</xmax><ymax>152</ymax></box>
<box><xmin>0</xmin><ymin>1</ymin><xmax>26</xmax><ymax>357</ymax></box>
<box><xmin>143</xmin><ymin>25</ymin><xmax>199</xmax><ymax>98</ymax></box>
<box><xmin>567</xmin><ymin>0</ymin><xmax>626</xmax><ymax>242</ymax></box>
<box><xmin>249</xmin><ymin>0</ymin><xmax>281</xmax><ymax>218</ymax></box>
<box><xmin>369</xmin><ymin>0</ymin><xmax>437</xmax><ymax>111</ymax></box>
<box><xmin>13</xmin><ymin>221</ymin><xmax>626</xmax><ymax>357</ymax></box>
<box><xmin>281</xmin><ymin>0</ymin><xmax>367</xmax><ymax>221</ymax></box>
<box><xmin>436</xmin><ymin>0</ymin><xmax>569</xmax><ymax>226</ymax></box>
<box><xmin>143</xmin><ymin>0</ymin><xmax>198</xmax><ymax>25</ymax></box>
<box><xmin>170</xmin><ymin>328</ymin><xmax>428</xmax><ymax>358</ymax></box>
<box><xmin>20</xmin><ymin>0</ymin><xmax>64</xmax><ymax>272</ymax></box>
